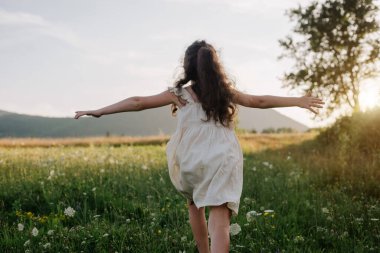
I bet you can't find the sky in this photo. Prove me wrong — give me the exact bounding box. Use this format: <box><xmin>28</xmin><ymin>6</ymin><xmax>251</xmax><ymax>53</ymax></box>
<box><xmin>1</xmin><ymin>0</ymin><xmax>377</xmax><ymax>128</ymax></box>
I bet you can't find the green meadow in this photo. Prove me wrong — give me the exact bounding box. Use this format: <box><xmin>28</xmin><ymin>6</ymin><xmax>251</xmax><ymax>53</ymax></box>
<box><xmin>0</xmin><ymin>126</ymin><xmax>379</xmax><ymax>252</ymax></box>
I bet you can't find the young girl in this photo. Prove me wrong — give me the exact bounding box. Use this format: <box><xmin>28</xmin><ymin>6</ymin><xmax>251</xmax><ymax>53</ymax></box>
<box><xmin>75</xmin><ymin>40</ymin><xmax>324</xmax><ymax>253</ymax></box>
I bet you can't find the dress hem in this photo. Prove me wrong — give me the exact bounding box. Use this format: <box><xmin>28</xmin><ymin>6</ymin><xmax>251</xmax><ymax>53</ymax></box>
<box><xmin>188</xmin><ymin>199</ymin><xmax>240</xmax><ymax>217</ymax></box>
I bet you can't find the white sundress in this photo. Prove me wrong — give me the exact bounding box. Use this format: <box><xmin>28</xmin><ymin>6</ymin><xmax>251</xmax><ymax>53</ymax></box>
<box><xmin>166</xmin><ymin>86</ymin><xmax>244</xmax><ymax>216</ymax></box>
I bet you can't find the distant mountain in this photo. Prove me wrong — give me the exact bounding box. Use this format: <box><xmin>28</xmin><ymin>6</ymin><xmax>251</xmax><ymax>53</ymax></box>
<box><xmin>0</xmin><ymin>107</ymin><xmax>308</xmax><ymax>137</ymax></box>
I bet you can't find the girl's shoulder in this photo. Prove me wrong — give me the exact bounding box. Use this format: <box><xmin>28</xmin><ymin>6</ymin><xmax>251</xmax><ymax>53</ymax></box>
<box><xmin>168</xmin><ymin>86</ymin><xmax>198</xmax><ymax>103</ymax></box>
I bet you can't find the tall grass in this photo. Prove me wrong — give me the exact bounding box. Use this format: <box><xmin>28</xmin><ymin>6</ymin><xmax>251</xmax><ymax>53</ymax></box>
<box><xmin>0</xmin><ymin>129</ymin><xmax>379</xmax><ymax>252</ymax></box>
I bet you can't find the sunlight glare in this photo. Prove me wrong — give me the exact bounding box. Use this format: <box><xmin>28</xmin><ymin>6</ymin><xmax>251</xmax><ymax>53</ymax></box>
<box><xmin>359</xmin><ymin>81</ymin><xmax>380</xmax><ymax>111</ymax></box>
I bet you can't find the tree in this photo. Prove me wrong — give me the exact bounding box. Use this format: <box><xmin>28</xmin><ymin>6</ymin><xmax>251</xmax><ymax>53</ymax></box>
<box><xmin>279</xmin><ymin>0</ymin><xmax>380</xmax><ymax>118</ymax></box>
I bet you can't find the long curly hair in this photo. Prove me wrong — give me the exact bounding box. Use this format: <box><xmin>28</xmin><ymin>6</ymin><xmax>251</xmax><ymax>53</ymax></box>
<box><xmin>173</xmin><ymin>40</ymin><xmax>237</xmax><ymax>128</ymax></box>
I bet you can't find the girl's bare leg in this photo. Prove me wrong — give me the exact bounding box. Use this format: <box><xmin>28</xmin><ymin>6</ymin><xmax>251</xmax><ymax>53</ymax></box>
<box><xmin>208</xmin><ymin>203</ymin><xmax>231</xmax><ymax>253</ymax></box>
<box><xmin>187</xmin><ymin>199</ymin><xmax>210</xmax><ymax>253</ymax></box>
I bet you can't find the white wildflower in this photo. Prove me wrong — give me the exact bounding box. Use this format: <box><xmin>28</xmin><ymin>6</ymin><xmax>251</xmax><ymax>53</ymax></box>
<box><xmin>293</xmin><ymin>235</ymin><xmax>304</xmax><ymax>243</ymax></box>
<box><xmin>100</xmin><ymin>168</ymin><xmax>105</xmax><ymax>173</ymax></box>
<box><xmin>370</xmin><ymin>218</ymin><xmax>379</xmax><ymax>221</ymax></box>
<box><xmin>17</xmin><ymin>223</ymin><xmax>24</xmax><ymax>231</ymax></box>
<box><xmin>24</xmin><ymin>239</ymin><xmax>30</xmax><ymax>247</ymax></box>
<box><xmin>246</xmin><ymin>210</ymin><xmax>262</xmax><ymax>222</ymax></box>
<box><xmin>64</xmin><ymin>206</ymin><xmax>76</xmax><ymax>217</ymax></box>
<box><xmin>93</xmin><ymin>214</ymin><xmax>101</xmax><ymax>219</ymax></box>
<box><xmin>321</xmin><ymin>207</ymin><xmax>329</xmax><ymax>214</ymax></box>
<box><xmin>43</xmin><ymin>243</ymin><xmax>51</xmax><ymax>249</ymax></box>
<box><xmin>102</xmin><ymin>233</ymin><xmax>109</xmax><ymax>237</ymax></box>
<box><xmin>92</xmin><ymin>187</ymin><xmax>96</xmax><ymax>192</ymax></box>
<box><xmin>31</xmin><ymin>227</ymin><xmax>39</xmax><ymax>237</ymax></box>
<box><xmin>142</xmin><ymin>164</ymin><xmax>148</xmax><ymax>170</ymax></box>
<box><xmin>229</xmin><ymin>223</ymin><xmax>241</xmax><ymax>236</ymax></box>
<box><xmin>181</xmin><ymin>236</ymin><xmax>187</xmax><ymax>241</ymax></box>
<box><xmin>126</xmin><ymin>218</ymin><xmax>131</xmax><ymax>223</ymax></box>
<box><xmin>47</xmin><ymin>229</ymin><xmax>54</xmax><ymax>235</ymax></box>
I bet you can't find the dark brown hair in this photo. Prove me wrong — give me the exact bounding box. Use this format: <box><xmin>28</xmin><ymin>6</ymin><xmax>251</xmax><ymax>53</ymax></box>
<box><xmin>173</xmin><ymin>40</ymin><xmax>236</xmax><ymax>128</ymax></box>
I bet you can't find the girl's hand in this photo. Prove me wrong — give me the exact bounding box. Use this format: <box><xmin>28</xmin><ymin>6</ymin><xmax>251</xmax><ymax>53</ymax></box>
<box><xmin>74</xmin><ymin>110</ymin><xmax>102</xmax><ymax>119</ymax></box>
<box><xmin>298</xmin><ymin>93</ymin><xmax>324</xmax><ymax>114</ymax></box>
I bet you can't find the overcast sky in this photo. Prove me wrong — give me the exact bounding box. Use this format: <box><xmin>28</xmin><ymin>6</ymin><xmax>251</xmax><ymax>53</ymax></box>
<box><xmin>0</xmin><ymin>0</ymin><xmax>350</xmax><ymax>127</ymax></box>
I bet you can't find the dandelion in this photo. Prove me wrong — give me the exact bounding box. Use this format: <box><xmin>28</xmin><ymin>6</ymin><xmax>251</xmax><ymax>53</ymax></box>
<box><xmin>229</xmin><ymin>223</ymin><xmax>241</xmax><ymax>236</ymax></box>
<box><xmin>31</xmin><ymin>227</ymin><xmax>39</xmax><ymax>237</ymax></box>
<box><xmin>24</xmin><ymin>239</ymin><xmax>30</xmax><ymax>247</ymax></box>
<box><xmin>64</xmin><ymin>206</ymin><xmax>76</xmax><ymax>217</ymax></box>
<box><xmin>17</xmin><ymin>223</ymin><xmax>24</xmax><ymax>231</ymax></box>
<box><xmin>47</xmin><ymin>229</ymin><xmax>54</xmax><ymax>235</ymax></box>
<box><xmin>26</xmin><ymin>212</ymin><xmax>33</xmax><ymax>218</ymax></box>
<box><xmin>246</xmin><ymin>210</ymin><xmax>262</xmax><ymax>222</ymax></box>
<box><xmin>43</xmin><ymin>243</ymin><xmax>51</xmax><ymax>249</ymax></box>
<box><xmin>293</xmin><ymin>235</ymin><xmax>304</xmax><ymax>243</ymax></box>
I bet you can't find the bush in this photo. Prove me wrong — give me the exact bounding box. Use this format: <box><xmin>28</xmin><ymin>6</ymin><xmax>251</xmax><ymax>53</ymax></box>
<box><xmin>317</xmin><ymin>107</ymin><xmax>380</xmax><ymax>159</ymax></box>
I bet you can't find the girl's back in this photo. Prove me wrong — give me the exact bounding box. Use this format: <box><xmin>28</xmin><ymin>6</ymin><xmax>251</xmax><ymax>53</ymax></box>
<box><xmin>166</xmin><ymin>84</ymin><xmax>243</xmax><ymax>217</ymax></box>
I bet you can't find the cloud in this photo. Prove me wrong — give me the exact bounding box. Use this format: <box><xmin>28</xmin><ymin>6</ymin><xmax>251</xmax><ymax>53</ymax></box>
<box><xmin>164</xmin><ymin>0</ymin><xmax>299</xmax><ymax>13</ymax></box>
<box><xmin>0</xmin><ymin>8</ymin><xmax>46</xmax><ymax>26</ymax></box>
<box><xmin>0</xmin><ymin>8</ymin><xmax>148</xmax><ymax>65</ymax></box>
<box><xmin>0</xmin><ymin>8</ymin><xmax>89</xmax><ymax>49</ymax></box>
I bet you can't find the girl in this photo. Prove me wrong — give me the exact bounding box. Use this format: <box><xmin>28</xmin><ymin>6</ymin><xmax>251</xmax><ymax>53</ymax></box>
<box><xmin>75</xmin><ymin>40</ymin><xmax>324</xmax><ymax>253</ymax></box>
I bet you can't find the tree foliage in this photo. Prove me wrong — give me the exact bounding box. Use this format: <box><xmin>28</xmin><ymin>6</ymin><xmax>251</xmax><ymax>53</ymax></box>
<box><xmin>279</xmin><ymin>0</ymin><xmax>380</xmax><ymax>118</ymax></box>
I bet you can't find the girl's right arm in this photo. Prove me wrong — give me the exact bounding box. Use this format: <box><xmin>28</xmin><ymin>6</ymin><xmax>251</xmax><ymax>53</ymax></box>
<box><xmin>74</xmin><ymin>90</ymin><xmax>187</xmax><ymax>119</ymax></box>
<box><xmin>231</xmin><ymin>89</ymin><xmax>324</xmax><ymax>114</ymax></box>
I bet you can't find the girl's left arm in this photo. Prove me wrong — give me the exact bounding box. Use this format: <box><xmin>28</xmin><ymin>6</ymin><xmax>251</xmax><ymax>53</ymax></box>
<box><xmin>74</xmin><ymin>90</ymin><xmax>186</xmax><ymax>119</ymax></box>
<box><xmin>232</xmin><ymin>89</ymin><xmax>324</xmax><ymax>114</ymax></box>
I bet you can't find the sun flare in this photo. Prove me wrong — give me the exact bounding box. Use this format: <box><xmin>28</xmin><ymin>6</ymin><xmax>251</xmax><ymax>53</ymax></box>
<box><xmin>359</xmin><ymin>81</ymin><xmax>380</xmax><ymax>111</ymax></box>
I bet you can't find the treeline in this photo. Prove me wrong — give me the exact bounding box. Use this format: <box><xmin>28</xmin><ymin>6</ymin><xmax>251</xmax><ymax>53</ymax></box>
<box><xmin>237</xmin><ymin>127</ymin><xmax>301</xmax><ymax>134</ymax></box>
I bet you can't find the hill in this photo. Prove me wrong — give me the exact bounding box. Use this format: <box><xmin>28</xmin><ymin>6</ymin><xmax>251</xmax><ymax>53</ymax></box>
<box><xmin>0</xmin><ymin>107</ymin><xmax>308</xmax><ymax>137</ymax></box>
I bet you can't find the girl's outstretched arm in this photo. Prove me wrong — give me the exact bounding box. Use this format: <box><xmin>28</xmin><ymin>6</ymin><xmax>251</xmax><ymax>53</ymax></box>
<box><xmin>74</xmin><ymin>90</ymin><xmax>186</xmax><ymax>119</ymax></box>
<box><xmin>232</xmin><ymin>89</ymin><xmax>324</xmax><ymax>114</ymax></box>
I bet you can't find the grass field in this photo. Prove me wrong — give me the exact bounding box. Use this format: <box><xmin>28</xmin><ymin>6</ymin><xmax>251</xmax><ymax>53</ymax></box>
<box><xmin>0</xmin><ymin>133</ymin><xmax>379</xmax><ymax>252</ymax></box>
